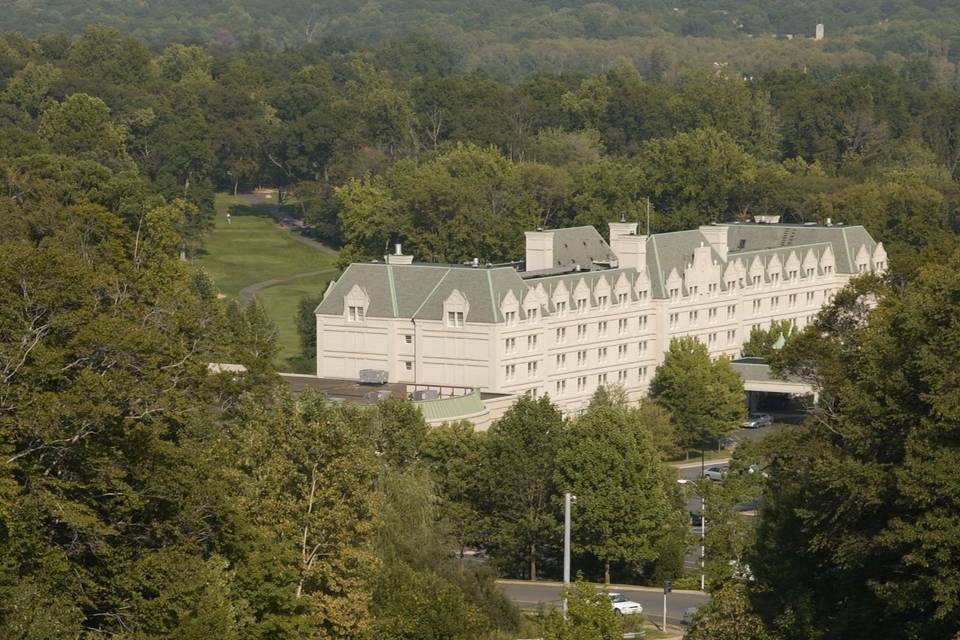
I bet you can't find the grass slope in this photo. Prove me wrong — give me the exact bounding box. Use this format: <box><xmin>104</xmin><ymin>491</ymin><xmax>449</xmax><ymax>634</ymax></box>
<box><xmin>198</xmin><ymin>194</ymin><xmax>338</xmax><ymax>371</ymax></box>
<box><xmin>256</xmin><ymin>271</ymin><xmax>335</xmax><ymax>373</ymax></box>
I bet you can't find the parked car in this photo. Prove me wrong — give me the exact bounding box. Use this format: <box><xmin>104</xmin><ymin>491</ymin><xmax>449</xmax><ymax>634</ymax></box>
<box><xmin>689</xmin><ymin>510</ymin><xmax>703</xmax><ymax>527</ymax></box>
<box><xmin>607</xmin><ymin>593</ymin><xmax>643</xmax><ymax>615</ymax></box>
<box><xmin>742</xmin><ymin>413</ymin><xmax>773</xmax><ymax>429</ymax></box>
<box><xmin>702</xmin><ymin>466</ymin><xmax>726</xmax><ymax>481</ymax></box>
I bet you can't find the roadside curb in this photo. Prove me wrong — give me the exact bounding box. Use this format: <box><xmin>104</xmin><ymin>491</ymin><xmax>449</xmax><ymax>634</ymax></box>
<box><xmin>670</xmin><ymin>458</ymin><xmax>730</xmax><ymax>470</ymax></box>
<box><xmin>496</xmin><ymin>578</ymin><xmax>707</xmax><ymax>597</ymax></box>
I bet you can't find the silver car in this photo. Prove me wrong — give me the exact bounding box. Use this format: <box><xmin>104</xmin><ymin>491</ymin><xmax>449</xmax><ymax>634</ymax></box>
<box><xmin>742</xmin><ymin>413</ymin><xmax>773</xmax><ymax>429</ymax></box>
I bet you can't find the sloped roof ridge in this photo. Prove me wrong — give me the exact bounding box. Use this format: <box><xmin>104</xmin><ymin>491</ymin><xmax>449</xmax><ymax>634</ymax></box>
<box><xmin>731</xmin><ymin>240</ymin><xmax>833</xmax><ymax>256</ymax></box>
<box><xmin>411</xmin><ymin>267</ymin><xmax>452</xmax><ymax>318</ymax></box>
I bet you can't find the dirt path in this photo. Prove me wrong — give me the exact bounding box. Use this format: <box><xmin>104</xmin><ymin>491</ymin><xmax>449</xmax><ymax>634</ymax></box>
<box><xmin>240</xmin><ymin>268</ymin><xmax>338</xmax><ymax>302</ymax></box>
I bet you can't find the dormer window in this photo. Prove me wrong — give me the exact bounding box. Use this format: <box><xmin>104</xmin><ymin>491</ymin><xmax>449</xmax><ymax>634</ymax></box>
<box><xmin>528</xmin><ymin>308</ymin><xmax>538</xmax><ymax>323</ymax></box>
<box><xmin>343</xmin><ymin>284</ymin><xmax>370</xmax><ymax>323</ymax></box>
<box><xmin>597</xmin><ymin>295</ymin><xmax>608</xmax><ymax>308</ymax></box>
<box><xmin>504</xmin><ymin>311</ymin><xmax>517</xmax><ymax>326</ymax></box>
<box><xmin>577</xmin><ymin>298</ymin><xmax>587</xmax><ymax>313</ymax></box>
<box><xmin>556</xmin><ymin>301</ymin><xmax>566</xmax><ymax>315</ymax></box>
<box><xmin>348</xmin><ymin>305</ymin><xmax>365</xmax><ymax>322</ymax></box>
<box><xmin>444</xmin><ymin>288</ymin><xmax>469</xmax><ymax>328</ymax></box>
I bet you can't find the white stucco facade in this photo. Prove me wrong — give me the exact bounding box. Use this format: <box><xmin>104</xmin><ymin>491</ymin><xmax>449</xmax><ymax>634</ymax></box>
<box><xmin>316</xmin><ymin>221</ymin><xmax>885</xmax><ymax>416</ymax></box>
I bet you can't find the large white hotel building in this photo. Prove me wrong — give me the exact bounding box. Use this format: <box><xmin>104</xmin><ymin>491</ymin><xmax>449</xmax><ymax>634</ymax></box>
<box><xmin>314</xmin><ymin>219</ymin><xmax>885</xmax><ymax>416</ymax></box>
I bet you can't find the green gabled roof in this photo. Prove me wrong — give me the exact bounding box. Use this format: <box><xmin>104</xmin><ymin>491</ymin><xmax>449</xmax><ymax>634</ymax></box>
<box><xmin>316</xmin><ymin>263</ymin><xmax>450</xmax><ymax>319</ymax></box>
<box><xmin>725</xmin><ymin>224</ymin><xmax>876</xmax><ymax>274</ymax></box>
<box><xmin>551</xmin><ymin>226</ymin><xmax>618</xmax><ymax>268</ymax></box>
<box><xmin>316</xmin><ymin>262</ymin><xmax>528</xmax><ymax>324</ymax></box>
<box><xmin>533</xmin><ymin>267</ymin><xmax>640</xmax><ymax>307</ymax></box>
<box><xmin>646</xmin><ymin>230</ymin><xmax>725</xmax><ymax>299</ymax></box>
<box><xmin>413</xmin><ymin>389</ymin><xmax>485</xmax><ymax>421</ymax></box>
<box><xmin>728</xmin><ymin>242</ymin><xmax>834</xmax><ymax>281</ymax></box>
<box><xmin>412</xmin><ymin>266</ymin><xmax>526</xmax><ymax>323</ymax></box>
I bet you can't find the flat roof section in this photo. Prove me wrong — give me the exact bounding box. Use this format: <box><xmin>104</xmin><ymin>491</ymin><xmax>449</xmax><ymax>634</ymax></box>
<box><xmin>279</xmin><ymin>373</ymin><xmax>407</xmax><ymax>403</ymax></box>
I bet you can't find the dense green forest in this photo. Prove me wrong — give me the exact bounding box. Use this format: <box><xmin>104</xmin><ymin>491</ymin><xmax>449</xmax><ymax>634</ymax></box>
<box><xmin>2</xmin><ymin>25</ymin><xmax>958</xmax><ymax>283</ymax></box>
<box><xmin>2</xmin><ymin>11</ymin><xmax>960</xmax><ymax>639</ymax></box>
<box><xmin>6</xmin><ymin>1</ymin><xmax>960</xmax><ymax>83</ymax></box>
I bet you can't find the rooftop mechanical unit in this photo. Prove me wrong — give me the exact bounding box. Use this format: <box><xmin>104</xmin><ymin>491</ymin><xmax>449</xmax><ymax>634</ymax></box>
<box><xmin>363</xmin><ymin>390</ymin><xmax>392</xmax><ymax>402</ymax></box>
<box><xmin>411</xmin><ymin>389</ymin><xmax>439</xmax><ymax>401</ymax></box>
<box><xmin>359</xmin><ymin>369</ymin><xmax>388</xmax><ymax>385</ymax></box>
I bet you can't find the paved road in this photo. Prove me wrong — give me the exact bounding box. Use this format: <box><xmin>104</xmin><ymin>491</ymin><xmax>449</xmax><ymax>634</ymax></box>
<box><xmin>498</xmin><ymin>580</ymin><xmax>709</xmax><ymax>626</ymax></box>
<box><xmin>673</xmin><ymin>421</ymin><xmax>795</xmax><ymax>482</ymax></box>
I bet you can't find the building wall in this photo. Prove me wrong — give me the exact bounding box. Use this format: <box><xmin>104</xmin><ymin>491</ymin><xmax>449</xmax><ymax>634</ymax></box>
<box><xmin>318</xmin><ymin>235</ymin><xmax>878</xmax><ymax>418</ymax></box>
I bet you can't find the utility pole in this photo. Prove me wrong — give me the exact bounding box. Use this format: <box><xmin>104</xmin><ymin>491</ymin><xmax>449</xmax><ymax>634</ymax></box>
<box><xmin>563</xmin><ymin>492</ymin><xmax>572</xmax><ymax>620</ymax></box>
<box><xmin>700</xmin><ymin>495</ymin><xmax>706</xmax><ymax>591</ymax></box>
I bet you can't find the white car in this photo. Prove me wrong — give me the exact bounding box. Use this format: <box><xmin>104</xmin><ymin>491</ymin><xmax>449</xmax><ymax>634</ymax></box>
<box><xmin>702</xmin><ymin>466</ymin><xmax>726</xmax><ymax>481</ymax></box>
<box><xmin>607</xmin><ymin>592</ymin><xmax>643</xmax><ymax>615</ymax></box>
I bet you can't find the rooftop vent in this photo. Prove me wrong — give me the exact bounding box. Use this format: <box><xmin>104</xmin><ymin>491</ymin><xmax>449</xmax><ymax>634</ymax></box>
<box><xmin>738</xmin><ymin>239</ymin><xmax>746</xmax><ymax>249</ymax></box>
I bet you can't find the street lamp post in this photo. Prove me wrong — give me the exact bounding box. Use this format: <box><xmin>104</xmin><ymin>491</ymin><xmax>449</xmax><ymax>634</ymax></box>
<box><xmin>700</xmin><ymin>495</ymin><xmax>706</xmax><ymax>591</ymax></box>
<box><xmin>563</xmin><ymin>492</ymin><xmax>572</xmax><ymax>619</ymax></box>
<box><xmin>663</xmin><ymin>581</ymin><xmax>672</xmax><ymax>630</ymax></box>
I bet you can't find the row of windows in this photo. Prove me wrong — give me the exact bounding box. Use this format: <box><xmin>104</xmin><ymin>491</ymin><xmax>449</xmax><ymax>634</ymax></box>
<box><xmin>555</xmin><ymin>343</ymin><xmax>652</xmax><ymax>367</ymax></box>
<box><xmin>668</xmin><ymin>267</ymin><xmax>835</xmax><ymax>301</ymax></box>
<box><xmin>506</xmin><ymin>316</ymin><xmax>653</xmax><ymax>351</ymax></box>
<box><xmin>503</xmin><ymin>291</ymin><xmax>651</xmax><ymax>326</ymax></box>
<box><xmin>508</xmin><ymin>341</ymin><xmax>656</xmax><ymax>377</ymax></box>
<box><xmin>552</xmin><ymin>367</ymin><xmax>651</xmax><ymax>396</ymax></box>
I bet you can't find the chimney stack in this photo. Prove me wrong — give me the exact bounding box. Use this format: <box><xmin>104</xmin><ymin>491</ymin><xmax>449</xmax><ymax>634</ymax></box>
<box><xmin>525</xmin><ymin>230</ymin><xmax>555</xmax><ymax>270</ymax></box>
<box><xmin>386</xmin><ymin>242</ymin><xmax>413</xmax><ymax>265</ymax></box>
<box><xmin>699</xmin><ymin>224</ymin><xmax>729</xmax><ymax>261</ymax></box>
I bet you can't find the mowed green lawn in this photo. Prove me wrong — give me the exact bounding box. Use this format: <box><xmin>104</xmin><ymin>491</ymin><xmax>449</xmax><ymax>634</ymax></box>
<box><xmin>199</xmin><ymin>194</ymin><xmax>336</xmax><ymax>297</ymax></box>
<box><xmin>197</xmin><ymin>194</ymin><xmax>338</xmax><ymax>371</ymax></box>
<box><xmin>255</xmin><ymin>271</ymin><xmax>335</xmax><ymax>372</ymax></box>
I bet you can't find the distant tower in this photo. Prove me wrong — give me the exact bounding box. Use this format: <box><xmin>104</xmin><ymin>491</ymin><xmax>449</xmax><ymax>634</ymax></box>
<box><xmin>815</xmin><ymin>23</ymin><xmax>824</xmax><ymax>40</ymax></box>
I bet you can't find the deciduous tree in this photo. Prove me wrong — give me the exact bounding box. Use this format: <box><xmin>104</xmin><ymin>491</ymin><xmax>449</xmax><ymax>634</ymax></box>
<box><xmin>650</xmin><ymin>337</ymin><xmax>746</xmax><ymax>450</ymax></box>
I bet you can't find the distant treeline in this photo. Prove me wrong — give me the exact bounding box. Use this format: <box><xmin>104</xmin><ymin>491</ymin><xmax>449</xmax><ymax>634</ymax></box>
<box><xmin>2</xmin><ymin>27</ymin><xmax>957</xmax><ymax>279</ymax></box>
<box><xmin>3</xmin><ymin>1</ymin><xmax>960</xmax><ymax>82</ymax></box>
